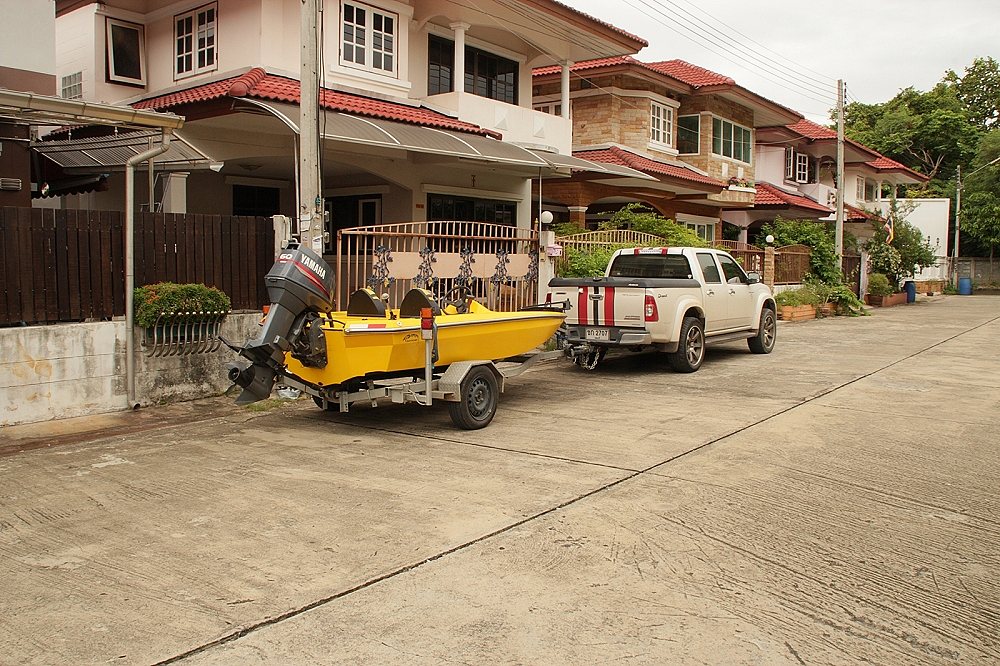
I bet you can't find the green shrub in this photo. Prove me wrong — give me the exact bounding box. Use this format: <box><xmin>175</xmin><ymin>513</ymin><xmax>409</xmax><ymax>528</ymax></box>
<box><xmin>774</xmin><ymin>286</ymin><xmax>822</xmax><ymax>307</ymax></box>
<box><xmin>826</xmin><ymin>284</ymin><xmax>868</xmax><ymax>316</ymax></box>
<box><xmin>757</xmin><ymin>217</ymin><xmax>841</xmax><ymax>284</ymax></box>
<box><xmin>598</xmin><ymin>203</ymin><xmax>708</xmax><ymax>247</ymax></box>
<box><xmin>561</xmin><ymin>246</ymin><xmax>627</xmax><ymax>278</ymax></box>
<box><xmin>134</xmin><ymin>282</ymin><xmax>231</xmax><ymax>327</ymax></box>
<box><xmin>867</xmin><ymin>273</ymin><xmax>894</xmax><ymax>297</ymax></box>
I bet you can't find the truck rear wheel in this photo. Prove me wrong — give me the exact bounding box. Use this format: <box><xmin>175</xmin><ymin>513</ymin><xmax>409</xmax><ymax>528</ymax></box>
<box><xmin>748</xmin><ymin>307</ymin><xmax>776</xmax><ymax>354</ymax></box>
<box><xmin>448</xmin><ymin>366</ymin><xmax>499</xmax><ymax>430</ymax></box>
<box><xmin>668</xmin><ymin>317</ymin><xmax>704</xmax><ymax>373</ymax></box>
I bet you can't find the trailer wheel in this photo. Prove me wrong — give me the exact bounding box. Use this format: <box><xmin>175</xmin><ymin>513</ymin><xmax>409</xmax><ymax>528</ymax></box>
<box><xmin>448</xmin><ymin>366</ymin><xmax>499</xmax><ymax>430</ymax></box>
<box><xmin>668</xmin><ymin>316</ymin><xmax>705</xmax><ymax>373</ymax></box>
<box><xmin>574</xmin><ymin>347</ymin><xmax>606</xmax><ymax>370</ymax></box>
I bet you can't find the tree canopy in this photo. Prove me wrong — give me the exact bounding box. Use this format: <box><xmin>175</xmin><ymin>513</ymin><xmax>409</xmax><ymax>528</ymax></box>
<box><xmin>946</xmin><ymin>57</ymin><xmax>1000</xmax><ymax>131</ymax></box>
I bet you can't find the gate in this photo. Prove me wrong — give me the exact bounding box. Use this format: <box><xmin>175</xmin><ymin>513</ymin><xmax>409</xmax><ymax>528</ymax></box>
<box><xmin>336</xmin><ymin>221</ymin><xmax>539</xmax><ymax>312</ymax></box>
<box><xmin>842</xmin><ymin>254</ymin><xmax>862</xmax><ymax>295</ymax></box>
<box><xmin>774</xmin><ymin>244</ymin><xmax>812</xmax><ymax>284</ymax></box>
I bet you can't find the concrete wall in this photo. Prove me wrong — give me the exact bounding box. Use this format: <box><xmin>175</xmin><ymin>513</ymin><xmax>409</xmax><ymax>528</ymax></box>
<box><xmin>0</xmin><ymin>0</ymin><xmax>56</xmax><ymax>89</ymax></box>
<box><xmin>1</xmin><ymin>314</ymin><xmax>261</xmax><ymax>427</ymax></box>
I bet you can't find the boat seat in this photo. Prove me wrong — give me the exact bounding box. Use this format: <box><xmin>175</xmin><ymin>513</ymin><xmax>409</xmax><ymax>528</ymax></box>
<box><xmin>346</xmin><ymin>288</ymin><xmax>387</xmax><ymax>317</ymax></box>
<box><xmin>398</xmin><ymin>288</ymin><xmax>441</xmax><ymax>318</ymax></box>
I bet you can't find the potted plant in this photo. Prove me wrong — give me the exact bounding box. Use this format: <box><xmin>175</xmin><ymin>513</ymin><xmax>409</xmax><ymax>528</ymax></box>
<box><xmin>134</xmin><ymin>282</ymin><xmax>232</xmax><ymax>351</ymax></box>
<box><xmin>774</xmin><ymin>287</ymin><xmax>819</xmax><ymax>321</ymax></box>
<box><xmin>865</xmin><ymin>273</ymin><xmax>905</xmax><ymax>307</ymax></box>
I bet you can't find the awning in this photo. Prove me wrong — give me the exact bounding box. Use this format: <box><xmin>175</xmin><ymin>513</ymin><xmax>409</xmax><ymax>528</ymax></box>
<box><xmin>32</xmin><ymin>130</ymin><xmax>216</xmax><ymax>172</ymax></box>
<box><xmin>238</xmin><ymin>99</ymin><xmax>551</xmax><ymax>169</ymax></box>
<box><xmin>524</xmin><ymin>148</ymin><xmax>658</xmax><ymax>181</ymax></box>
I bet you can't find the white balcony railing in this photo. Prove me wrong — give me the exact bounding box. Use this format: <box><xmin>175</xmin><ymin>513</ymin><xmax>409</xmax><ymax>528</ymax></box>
<box><xmin>426</xmin><ymin>92</ymin><xmax>571</xmax><ymax>154</ymax></box>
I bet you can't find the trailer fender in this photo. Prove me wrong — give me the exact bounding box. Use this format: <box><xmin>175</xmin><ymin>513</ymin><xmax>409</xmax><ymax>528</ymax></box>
<box><xmin>439</xmin><ymin>361</ymin><xmax>505</xmax><ymax>400</ymax></box>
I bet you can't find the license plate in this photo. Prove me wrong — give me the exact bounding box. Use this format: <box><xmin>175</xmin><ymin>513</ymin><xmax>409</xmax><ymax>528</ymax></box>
<box><xmin>585</xmin><ymin>328</ymin><xmax>610</xmax><ymax>341</ymax></box>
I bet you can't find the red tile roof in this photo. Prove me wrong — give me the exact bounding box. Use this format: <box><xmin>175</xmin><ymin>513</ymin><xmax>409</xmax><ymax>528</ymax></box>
<box><xmin>754</xmin><ymin>182</ymin><xmax>832</xmax><ymax>214</ymax></box>
<box><xmin>846</xmin><ymin>203</ymin><xmax>881</xmax><ymax>222</ymax></box>
<box><xmin>574</xmin><ymin>146</ymin><xmax>725</xmax><ymax>188</ymax></box>
<box><xmin>644</xmin><ymin>60</ymin><xmax>734</xmax><ymax>88</ymax></box>
<box><xmin>533</xmin><ymin>56</ymin><xmax>642</xmax><ymax>78</ymax></box>
<box><xmin>865</xmin><ymin>155</ymin><xmax>927</xmax><ymax>181</ymax></box>
<box><xmin>133</xmin><ymin>68</ymin><xmax>495</xmax><ymax>137</ymax></box>
<box><xmin>787</xmin><ymin>118</ymin><xmax>837</xmax><ymax>140</ymax></box>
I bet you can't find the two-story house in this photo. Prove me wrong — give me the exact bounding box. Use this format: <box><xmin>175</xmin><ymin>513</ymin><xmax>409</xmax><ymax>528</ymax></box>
<box><xmin>729</xmin><ymin>118</ymin><xmax>935</xmax><ymax>250</ymax></box>
<box><xmin>530</xmin><ymin>56</ymin><xmax>802</xmax><ymax>242</ymax></box>
<box><xmin>48</xmin><ymin>0</ymin><xmax>646</xmax><ymax>253</ymax></box>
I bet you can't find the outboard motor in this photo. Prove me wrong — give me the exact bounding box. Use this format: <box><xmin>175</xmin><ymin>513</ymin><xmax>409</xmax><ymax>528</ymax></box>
<box><xmin>227</xmin><ymin>242</ymin><xmax>335</xmax><ymax>404</ymax></box>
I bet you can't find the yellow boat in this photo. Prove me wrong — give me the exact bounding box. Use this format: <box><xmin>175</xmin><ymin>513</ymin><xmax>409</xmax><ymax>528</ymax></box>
<box><xmin>286</xmin><ymin>297</ymin><xmax>565</xmax><ymax>389</ymax></box>
<box><xmin>227</xmin><ymin>244</ymin><xmax>564</xmax><ymax>405</ymax></box>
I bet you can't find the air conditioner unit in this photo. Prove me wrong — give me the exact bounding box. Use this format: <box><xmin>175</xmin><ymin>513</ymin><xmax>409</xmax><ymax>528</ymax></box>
<box><xmin>0</xmin><ymin>178</ymin><xmax>22</xmax><ymax>191</ymax></box>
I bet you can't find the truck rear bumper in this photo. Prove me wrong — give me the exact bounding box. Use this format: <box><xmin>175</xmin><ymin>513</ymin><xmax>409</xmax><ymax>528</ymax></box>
<box><xmin>564</xmin><ymin>325</ymin><xmax>653</xmax><ymax>347</ymax></box>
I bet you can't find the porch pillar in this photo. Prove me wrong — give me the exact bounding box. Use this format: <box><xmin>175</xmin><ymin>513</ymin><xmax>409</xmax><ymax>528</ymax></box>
<box><xmin>738</xmin><ymin>226</ymin><xmax>748</xmax><ymax>244</ymax></box>
<box><xmin>560</xmin><ymin>61</ymin><xmax>572</xmax><ymax>120</ymax></box>
<box><xmin>451</xmin><ymin>22</ymin><xmax>470</xmax><ymax>93</ymax></box>
<box><xmin>567</xmin><ymin>205</ymin><xmax>588</xmax><ymax>228</ymax></box>
<box><xmin>763</xmin><ymin>246</ymin><xmax>775</xmax><ymax>288</ymax></box>
<box><xmin>160</xmin><ymin>172</ymin><xmax>188</xmax><ymax>213</ymax></box>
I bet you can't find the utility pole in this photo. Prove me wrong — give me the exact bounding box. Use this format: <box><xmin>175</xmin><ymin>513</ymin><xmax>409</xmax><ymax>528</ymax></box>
<box><xmin>299</xmin><ymin>0</ymin><xmax>322</xmax><ymax>253</ymax></box>
<box><xmin>953</xmin><ymin>164</ymin><xmax>962</xmax><ymax>286</ymax></box>
<box><xmin>835</xmin><ymin>79</ymin><xmax>845</xmax><ymax>262</ymax></box>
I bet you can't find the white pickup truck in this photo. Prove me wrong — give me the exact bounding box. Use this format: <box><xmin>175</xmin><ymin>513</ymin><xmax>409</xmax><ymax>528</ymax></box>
<box><xmin>548</xmin><ymin>247</ymin><xmax>776</xmax><ymax>372</ymax></box>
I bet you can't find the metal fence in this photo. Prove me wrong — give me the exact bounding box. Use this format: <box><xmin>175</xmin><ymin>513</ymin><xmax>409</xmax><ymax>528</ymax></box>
<box><xmin>842</xmin><ymin>254</ymin><xmax>862</xmax><ymax>295</ymax></box>
<box><xmin>0</xmin><ymin>207</ymin><xmax>273</xmax><ymax>327</ymax></box>
<box><xmin>554</xmin><ymin>230</ymin><xmax>669</xmax><ymax>275</ymax></box>
<box><xmin>336</xmin><ymin>221</ymin><xmax>540</xmax><ymax>312</ymax></box>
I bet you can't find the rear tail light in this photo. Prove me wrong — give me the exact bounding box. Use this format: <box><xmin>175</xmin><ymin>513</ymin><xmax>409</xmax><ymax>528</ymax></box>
<box><xmin>545</xmin><ymin>291</ymin><xmax>552</xmax><ymax>304</ymax></box>
<box><xmin>644</xmin><ymin>295</ymin><xmax>658</xmax><ymax>322</ymax></box>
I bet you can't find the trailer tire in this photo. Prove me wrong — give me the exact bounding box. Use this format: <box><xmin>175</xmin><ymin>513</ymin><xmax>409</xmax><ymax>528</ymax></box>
<box><xmin>448</xmin><ymin>366</ymin><xmax>499</xmax><ymax>430</ymax></box>
<box><xmin>668</xmin><ymin>316</ymin><xmax>705</xmax><ymax>373</ymax></box>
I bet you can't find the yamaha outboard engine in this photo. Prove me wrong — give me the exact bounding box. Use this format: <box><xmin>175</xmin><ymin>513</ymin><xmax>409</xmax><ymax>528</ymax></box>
<box><xmin>226</xmin><ymin>242</ymin><xmax>335</xmax><ymax>404</ymax></box>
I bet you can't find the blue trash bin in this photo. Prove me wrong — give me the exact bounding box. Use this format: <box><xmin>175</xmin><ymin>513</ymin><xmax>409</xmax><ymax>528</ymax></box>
<box><xmin>958</xmin><ymin>277</ymin><xmax>973</xmax><ymax>295</ymax></box>
<box><xmin>904</xmin><ymin>281</ymin><xmax>916</xmax><ymax>303</ymax></box>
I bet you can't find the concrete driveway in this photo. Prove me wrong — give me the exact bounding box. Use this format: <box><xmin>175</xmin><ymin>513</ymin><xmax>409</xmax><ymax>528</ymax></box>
<box><xmin>1</xmin><ymin>296</ymin><xmax>998</xmax><ymax>665</ymax></box>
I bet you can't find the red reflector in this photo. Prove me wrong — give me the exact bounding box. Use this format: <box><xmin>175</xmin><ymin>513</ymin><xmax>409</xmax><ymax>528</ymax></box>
<box><xmin>262</xmin><ymin>304</ymin><xmax>271</xmax><ymax>315</ymax></box>
<box><xmin>545</xmin><ymin>291</ymin><xmax>552</xmax><ymax>303</ymax></box>
<box><xmin>644</xmin><ymin>295</ymin><xmax>658</xmax><ymax>322</ymax></box>
<box><xmin>420</xmin><ymin>307</ymin><xmax>434</xmax><ymax>330</ymax></box>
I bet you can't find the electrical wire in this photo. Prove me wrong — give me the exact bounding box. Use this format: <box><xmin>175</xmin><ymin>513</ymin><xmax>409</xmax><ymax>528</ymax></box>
<box><xmin>622</xmin><ymin>0</ymin><xmax>836</xmax><ymax>106</ymax></box>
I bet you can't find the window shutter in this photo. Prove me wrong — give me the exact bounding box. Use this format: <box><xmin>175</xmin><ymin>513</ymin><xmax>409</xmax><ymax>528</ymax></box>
<box><xmin>785</xmin><ymin>148</ymin><xmax>795</xmax><ymax>180</ymax></box>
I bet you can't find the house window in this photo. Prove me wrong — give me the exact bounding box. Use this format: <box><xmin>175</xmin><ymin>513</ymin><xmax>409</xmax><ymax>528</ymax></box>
<box><xmin>785</xmin><ymin>147</ymin><xmax>795</xmax><ymax>180</ymax></box>
<box><xmin>232</xmin><ymin>185</ymin><xmax>280</xmax><ymax>217</ymax></box>
<box><xmin>175</xmin><ymin>4</ymin><xmax>217</xmax><ymax>78</ymax></box>
<box><xmin>106</xmin><ymin>18</ymin><xmax>145</xmax><ymax>86</ymax></box>
<box><xmin>61</xmin><ymin>72</ymin><xmax>83</xmax><ymax>99</ymax></box>
<box><xmin>427</xmin><ymin>193</ymin><xmax>516</xmax><ymax>225</ymax></box>
<box><xmin>678</xmin><ymin>115</ymin><xmax>699</xmax><ymax>154</ymax></box>
<box><xmin>465</xmin><ymin>46</ymin><xmax>518</xmax><ymax>104</ymax></box>
<box><xmin>650</xmin><ymin>102</ymin><xmax>673</xmax><ymax>148</ymax></box>
<box><xmin>342</xmin><ymin>2</ymin><xmax>396</xmax><ymax>75</ymax></box>
<box><xmin>533</xmin><ymin>103</ymin><xmax>562</xmax><ymax>116</ymax></box>
<box><xmin>712</xmin><ymin>117</ymin><xmax>752</xmax><ymax>164</ymax></box>
<box><xmin>427</xmin><ymin>35</ymin><xmax>453</xmax><ymax>94</ymax></box>
<box><xmin>684</xmin><ymin>222</ymin><xmax>715</xmax><ymax>242</ymax></box>
<box><xmin>856</xmin><ymin>177</ymin><xmax>865</xmax><ymax>202</ymax></box>
<box><xmin>864</xmin><ymin>179</ymin><xmax>877</xmax><ymax>201</ymax></box>
<box><xmin>795</xmin><ymin>153</ymin><xmax>810</xmax><ymax>183</ymax></box>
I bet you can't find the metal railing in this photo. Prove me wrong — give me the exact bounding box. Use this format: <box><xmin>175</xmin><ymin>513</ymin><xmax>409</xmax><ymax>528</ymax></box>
<box><xmin>141</xmin><ymin>311</ymin><xmax>228</xmax><ymax>357</ymax></box>
<box><xmin>336</xmin><ymin>221</ymin><xmax>539</xmax><ymax>312</ymax></box>
<box><xmin>712</xmin><ymin>241</ymin><xmax>765</xmax><ymax>274</ymax></box>
<box><xmin>774</xmin><ymin>244</ymin><xmax>812</xmax><ymax>285</ymax></box>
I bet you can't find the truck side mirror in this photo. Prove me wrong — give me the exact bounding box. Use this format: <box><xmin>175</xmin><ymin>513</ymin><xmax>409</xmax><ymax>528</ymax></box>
<box><xmin>746</xmin><ymin>272</ymin><xmax>761</xmax><ymax>284</ymax></box>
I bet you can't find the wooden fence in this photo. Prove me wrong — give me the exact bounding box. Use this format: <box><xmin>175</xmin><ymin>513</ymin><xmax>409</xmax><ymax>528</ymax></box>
<box><xmin>0</xmin><ymin>207</ymin><xmax>273</xmax><ymax>327</ymax></box>
<box><xmin>774</xmin><ymin>244</ymin><xmax>812</xmax><ymax>285</ymax></box>
<box><xmin>712</xmin><ymin>240</ymin><xmax>765</xmax><ymax>274</ymax></box>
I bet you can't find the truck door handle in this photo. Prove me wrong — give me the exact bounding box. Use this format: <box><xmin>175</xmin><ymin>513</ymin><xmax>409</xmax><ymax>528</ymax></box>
<box><xmin>706</xmin><ymin>289</ymin><xmax>715</xmax><ymax>296</ymax></box>
<box><xmin>729</xmin><ymin>288</ymin><xmax>736</xmax><ymax>294</ymax></box>
<box><xmin>589</xmin><ymin>294</ymin><xmax>603</xmax><ymax>301</ymax></box>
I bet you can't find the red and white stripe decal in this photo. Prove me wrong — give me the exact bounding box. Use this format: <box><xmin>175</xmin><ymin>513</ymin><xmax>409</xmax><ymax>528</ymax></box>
<box><xmin>603</xmin><ymin>286</ymin><xmax>615</xmax><ymax>326</ymax></box>
<box><xmin>577</xmin><ymin>287</ymin><xmax>589</xmax><ymax>326</ymax></box>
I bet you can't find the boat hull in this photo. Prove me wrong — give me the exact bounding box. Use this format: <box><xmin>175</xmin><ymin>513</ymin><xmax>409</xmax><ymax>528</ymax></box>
<box><xmin>286</xmin><ymin>305</ymin><xmax>564</xmax><ymax>388</ymax></box>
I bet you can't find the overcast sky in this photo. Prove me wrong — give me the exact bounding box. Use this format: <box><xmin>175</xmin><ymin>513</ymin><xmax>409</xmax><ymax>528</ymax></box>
<box><xmin>566</xmin><ymin>0</ymin><xmax>999</xmax><ymax>124</ymax></box>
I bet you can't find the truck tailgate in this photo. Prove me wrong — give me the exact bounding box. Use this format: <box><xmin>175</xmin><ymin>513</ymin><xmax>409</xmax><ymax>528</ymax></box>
<box><xmin>549</xmin><ymin>282</ymin><xmax>646</xmax><ymax>328</ymax></box>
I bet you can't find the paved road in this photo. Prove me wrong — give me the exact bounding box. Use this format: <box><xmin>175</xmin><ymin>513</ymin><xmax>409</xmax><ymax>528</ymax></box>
<box><xmin>1</xmin><ymin>296</ymin><xmax>998</xmax><ymax>665</ymax></box>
